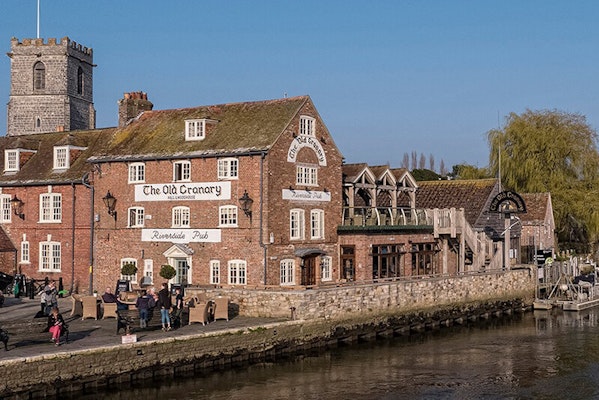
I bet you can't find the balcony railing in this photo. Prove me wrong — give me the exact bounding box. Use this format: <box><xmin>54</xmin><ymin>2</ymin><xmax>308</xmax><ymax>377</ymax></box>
<box><xmin>341</xmin><ymin>206</ymin><xmax>433</xmax><ymax>227</ymax></box>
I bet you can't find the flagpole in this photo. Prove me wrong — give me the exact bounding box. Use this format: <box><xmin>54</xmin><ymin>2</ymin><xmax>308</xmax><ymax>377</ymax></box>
<box><xmin>37</xmin><ymin>0</ymin><xmax>40</xmax><ymax>38</ymax></box>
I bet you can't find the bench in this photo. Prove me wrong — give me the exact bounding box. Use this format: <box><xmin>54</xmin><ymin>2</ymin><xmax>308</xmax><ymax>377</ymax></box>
<box><xmin>116</xmin><ymin>307</ymin><xmax>162</xmax><ymax>334</ymax></box>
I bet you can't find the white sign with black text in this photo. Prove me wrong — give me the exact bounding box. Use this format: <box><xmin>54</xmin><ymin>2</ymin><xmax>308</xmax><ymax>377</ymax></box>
<box><xmin>141</xmin><ymin>229</ymin><xmax>222</xmax><ymax>243</ymax></box>
<box><xmin>135</xmin><ymin>182</ymin><xmax>231</xmax><ymax>202</ymax></box>
<box><xmin>282</xmin><ymin>189</ymin><xmax>331</xmax><ymax>202</ymax></box>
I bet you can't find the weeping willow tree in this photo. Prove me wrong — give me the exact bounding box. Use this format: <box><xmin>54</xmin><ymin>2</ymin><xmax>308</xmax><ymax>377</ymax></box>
<box><xmin>487</xmin><ymin>109</ymin><xmax>599</xmax><ymax>255</ymax></box>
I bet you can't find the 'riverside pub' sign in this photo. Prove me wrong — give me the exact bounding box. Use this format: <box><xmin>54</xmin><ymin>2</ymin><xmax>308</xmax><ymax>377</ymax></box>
<box><xmin>136</xmin><ymin>181</ymin><xmax>230</xmax><ymax>243</ymax></box>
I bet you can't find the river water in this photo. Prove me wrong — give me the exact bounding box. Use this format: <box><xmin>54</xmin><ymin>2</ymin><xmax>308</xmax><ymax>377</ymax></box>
<box><xmin>77</xmin><ymin>308</ymin><xmax>599</xmax><ymax>400</ymax></box>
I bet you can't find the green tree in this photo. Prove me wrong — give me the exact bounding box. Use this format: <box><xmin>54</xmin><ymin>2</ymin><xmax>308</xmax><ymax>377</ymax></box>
<box><xmin>487</xmin><ymin>109</ymin><xmax>599</xmax><ymax>253</ymax></box>
<box><xmin>449</xmin><ymin>164</ymin><xmax>492</xmax><ymax>180</ymax></box>
<box><xmin>411</xmin><ymin>168</ymin><xmax>441</xmax><ymax>181</ymax></box>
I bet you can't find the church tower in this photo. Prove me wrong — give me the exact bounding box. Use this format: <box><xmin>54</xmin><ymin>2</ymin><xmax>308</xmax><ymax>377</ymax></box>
<box><xmin>6</xmin><ymin>37</ymin><xmax>95</xmax><ymax>136</ymax></box>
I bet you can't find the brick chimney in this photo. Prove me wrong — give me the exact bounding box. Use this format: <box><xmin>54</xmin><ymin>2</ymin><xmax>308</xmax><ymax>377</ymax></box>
<box><xmin>118</xmin><ymin>92</ymin><xmax>153</xmax><ymax>127</ymax></box>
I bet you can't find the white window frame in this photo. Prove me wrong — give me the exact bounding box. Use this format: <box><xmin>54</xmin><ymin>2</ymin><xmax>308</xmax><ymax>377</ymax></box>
<box><xmin>296</xmin><ymin>165</ymin><xmax>318</xmax><ymax>186</ymax></box>
<box><xmin>0</xmin><ymin>195</ymin><xmax>11</xmax><ymax>223</ymax></box>
<box><xmin>217</xmin><ymin>158</ymin><xmax>239</xmax><ymax>180</ymax></box>
<box><xmin>128</xmin><ymin>207</ymin><xmax>145</xmax><ymax>228</ymax></box>
<box><xmin>39</xmin><ymin>241</ymin><xmax>61</xmax><ymax>272</ymax></box>
<box><xmin>185</xmin><ymin>119</ymin><xmax>206</xmax><ymax>141</ymax></box>
<box><xmin>172</xmin><ymin>206</ymin><xmax>190</xmax><ymax>228</ymax></box>
<box><xmin>290</xmin><ymin>209</ymin><xmax>305</xmax><ymax>240</ymax></box>
<box><xmin>299</xmin><ymin>116</ymin><xmax>316</xmax><ymax>136</ymax></box>
<box><xmin>53</xmin><ymin>146</ymin><xmax>69</xmax><ymax>169</ymax></box>
<box><xmin>39</xmin><ymin>193</ymin><xmax>62</xmax><ymax>223</ymax></box>
<box><xmin>21</xmin><ymin>241</ymin><xmax>30</xmax><ymax>263</ymax></box>
<box><xmin>120</xmin><ymin>258</ymin><xmax>138</xmax><ymax>284</ymax></box>
<box><xmin>321</xmin><ymin>256</ymin><xmax>332</xmax><ymax>281</ymax></box>
<box><xmin>280</xmin><ymin>259</ymin><xmax>295</xmax><ymax>285</ymax></box>
<box><xmin>143</xmin><ymin>259</ymin><xmax>153</xmax><ymax>285</ymax></box>
<box><xmin>210</xmin><ymin>260</ymin><xmax>220</xmax><ymax>284</ymax></box>
<box><xmin>311</xmin><ymin>209</ymin><xmax>325</xmax><ymax>240</ymax></box>
<box><xmin>128</xmin><ymin>162</ymin><xmax>145</xmax><ymax>183</ymax></box>
<box><xmin>173</xmin><ymin>161</ymin><xmax>191</xmax><ymax>182</ymax></box>
<box><xmin>4</xmin><ymin>150</ymin><xmax>19</xmax><ymax>172</ymax></box>
<box><xmin>228</xmin><ymin>260</ymin><xmax>247</xmax><ymax>285</ymax></box>
<box><xmin>219</xmin><ymin>205</ymin><xmax>238</xmax><ymax>227</ymax></box>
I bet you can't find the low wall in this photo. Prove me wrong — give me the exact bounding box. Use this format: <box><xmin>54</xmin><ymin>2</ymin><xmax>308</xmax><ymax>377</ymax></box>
<box><xmin>188</xmin><ymin>267</ymin><xmax>535</xmax><ymax>320</ymax></box>
<box><xmin>0</xmin><ymin>268</ymin><xmax>535</xmax><ymax>398</ymax></box>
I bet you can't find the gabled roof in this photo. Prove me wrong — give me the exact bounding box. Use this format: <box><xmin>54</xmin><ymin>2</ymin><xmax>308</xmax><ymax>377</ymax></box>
<box><xmin>519</xmin><ymin>193</ymin><xmax>553</xmax><ymax>224</ymax></box>
<box><xmin>90</xmin><ymin>96</ymin><xmax>310</xmax><ymax>162</ymax></box>
<box><xmin>416</xmin><ymin>179</ymin><xmax>499</xmax><ymax>226</ymax></box>
<box><xmin>342</xmin><ymin>163</ymin><xmax>375</xmax><ymax>184</ymax></box>
<box><xmin>390</xmin><ymin>168</ymin><xmax>418</xmax><ymax>189</ymax></box>
<box><xmin>0</xmin><ymin>128</ymin><xmax>115</xmax><ymax>185</ymax></box>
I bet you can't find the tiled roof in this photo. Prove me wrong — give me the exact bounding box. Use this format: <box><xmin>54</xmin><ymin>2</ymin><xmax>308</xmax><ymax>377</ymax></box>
<box><xmin>0</xmin><ymin>129</ymin><xmax>115</xmax><ymax>185</ymax></box>
<box><xmin>416</xmin><ymin>179</ymin><xmax>499</xmax><ymax>226</ymax></box>
<box><xmin>0</xmin><ymin>96</ymin><xmax>312</xmax><ymax>184</ymax></box>
<box><xmin>91</xmin><ymin>96</ymin><xmax>310</xmax><ymax>162</ymax></box>
<box><xmin>520</xmin><ymin>193</ymin><xmax>552</xmax><ymax>223</ymax></box>
<box><xmin>0</xmin><ymin>226</ymin><xmax>16</xmax><ymax>252</ymax></box>
<box><xmin>342</xmin><ymin>163</ymin><xmax>369</xmax><ymax>183</ymax></box>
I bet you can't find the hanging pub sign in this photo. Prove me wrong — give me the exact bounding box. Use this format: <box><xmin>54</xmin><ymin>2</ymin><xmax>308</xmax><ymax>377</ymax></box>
<box><xmin>489</xmin><ymin>191</ymin><xmax>527</xmax><ymax>213</ymax></box>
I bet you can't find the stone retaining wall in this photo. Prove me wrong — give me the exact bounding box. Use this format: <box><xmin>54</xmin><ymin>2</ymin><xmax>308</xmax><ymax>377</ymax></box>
<box><xmin>188</xmin><ymin>267</ymin><xmax>535</xmax><ymax>320</ymax></box>
<box><xmin>0</xmin><ymin>268</ymin><xmax>536</xmax><ymax>398</ymax></box>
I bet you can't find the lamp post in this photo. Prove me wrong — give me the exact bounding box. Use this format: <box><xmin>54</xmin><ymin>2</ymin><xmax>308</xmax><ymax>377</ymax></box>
<box><xmin>102</xmin><ymin>191</ymin><xmax>117</xmax><ymax>220</ymax></box>
<box><xmin>10</xmin><ymin>195</ymin><xmax>24</xmax><ymax>220</ymax></box>
<box><xmin>239</xmin><ymin>190</ymin><xmax>254</xmax><ymax>222</ymax></box>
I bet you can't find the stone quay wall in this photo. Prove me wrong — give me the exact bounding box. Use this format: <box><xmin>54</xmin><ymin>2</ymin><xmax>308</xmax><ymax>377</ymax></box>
<box><xmin>0</xmin><ymin>268</ymin><xmax>535</xmax><ymax>399</ymax></box>
<box><xmin>188</xmin><ymin>267</ymin><xmax>535</xmax><ymax>320</ymax></box>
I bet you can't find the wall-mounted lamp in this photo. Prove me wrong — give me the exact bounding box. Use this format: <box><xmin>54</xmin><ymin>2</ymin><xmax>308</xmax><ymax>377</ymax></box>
<box><xmin>10</xmin><ymin>195</ymin><xmax>24</xmax><ymax>220</ymax></box>
<box><xmin>323</xmin><ymin>188</ymin><xmax>329</xmax><ymax>193</ymax></box>
<box><xmin>102</xmin><ymin>191</ymin><xmax>117</xmax><ymax>221</ymax></box>
<box><xmin>288</xmin><ymin>185</ymin><xmax>294</xmax><ymax>191</ymax></box>
<box><xmin>239</xmin><ymin>190</ymin><xmax>254</xmax><ymax>222</ymax></box>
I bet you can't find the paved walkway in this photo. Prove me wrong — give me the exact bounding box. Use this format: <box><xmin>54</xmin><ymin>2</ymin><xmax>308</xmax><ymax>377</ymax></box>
<box><xmin>0</xmin><ymin>295</ymin><xmax>282</xmax><ymax>362</ymax></box>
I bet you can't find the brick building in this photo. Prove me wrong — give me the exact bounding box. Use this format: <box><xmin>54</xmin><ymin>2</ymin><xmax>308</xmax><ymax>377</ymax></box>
<box><xmin>88</xmin><ymin>94</ymin><xmax>343</xmax><ymax>291</ymax></box>
<box><xmin>0</xmin><ymin>36</ymin><xmax>542</xmax><ymax>297</ymax></box>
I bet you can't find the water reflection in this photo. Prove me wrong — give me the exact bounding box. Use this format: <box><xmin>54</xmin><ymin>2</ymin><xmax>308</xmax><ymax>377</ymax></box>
<box><xmin>71</xmin><ymin>310</ymin><xmax>599</xmax><ymax>400</ymax></box>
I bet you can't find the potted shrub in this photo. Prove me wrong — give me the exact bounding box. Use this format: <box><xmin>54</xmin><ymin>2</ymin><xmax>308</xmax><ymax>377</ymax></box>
<box><xmin>159</xmin><ymin>264</ymin><xmax>176</xmax><ymax>281</ymax></box>
<box><xmin>121</xmin><ymin>262</ymin><xmax>138</xmax><ymax>278</ymax></box>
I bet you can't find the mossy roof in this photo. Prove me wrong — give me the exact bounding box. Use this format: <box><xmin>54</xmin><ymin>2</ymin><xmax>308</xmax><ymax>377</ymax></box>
<box><xmin>0</xmin><ymin>96</ymin><xmax>310</xmax><ymax>185</ymax></box>
<box><xmin>0</xmin><ymin>128</ymin><xmax>115</xmax><ymax>185</ymax></box>
<box><xmin>90</xmin><ymin>96</ymin><xmax>309</xmax><ymax>162</ymax></box>
<box><xmin>416</xmin><ymin>179</ymin><xmax>499</xmax><ymax>225</ymax></box>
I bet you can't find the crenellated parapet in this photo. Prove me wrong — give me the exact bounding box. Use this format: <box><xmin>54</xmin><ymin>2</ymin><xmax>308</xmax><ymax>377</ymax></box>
<box><xmin>9</xmin><ymin>36</ymin><xmax>93</xmax><ymax>57</ymax></box>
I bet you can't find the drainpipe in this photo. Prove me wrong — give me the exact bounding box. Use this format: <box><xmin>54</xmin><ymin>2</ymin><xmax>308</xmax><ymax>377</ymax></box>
<box><xmin>259</xmin><ymin>152</ymin><xmax>267</xmax><ymax>285</ymax></box>
<box><xmin>70</xmin><ymin>183</ymin><xmax>76</xmax><ymax>294</ymax></box>
<box><xmin>82</xmin><ymin>172</ymin><xmax>95</xmax><ymax>294</ymax></box>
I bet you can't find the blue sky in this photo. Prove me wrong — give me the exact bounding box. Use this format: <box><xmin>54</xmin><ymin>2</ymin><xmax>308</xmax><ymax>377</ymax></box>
<box><xmin>1</xmin><ymin>1</ymin><xmax>598</xmax><ymax>171</ymax></box>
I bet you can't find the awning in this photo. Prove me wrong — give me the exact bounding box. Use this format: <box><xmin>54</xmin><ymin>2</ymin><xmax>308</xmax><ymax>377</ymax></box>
<box><xmin>294</xmin><ymin>248</ymin><xmax>327</xmax><ymax>258</ymax></box>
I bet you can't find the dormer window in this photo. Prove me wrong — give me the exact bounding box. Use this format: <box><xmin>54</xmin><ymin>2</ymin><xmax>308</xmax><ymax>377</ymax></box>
<box><xmin>299</xmin><ymin>116</ymin><xmax>316</xmax><ymax>136</ymax></box>
<box><xmin>52</xmin><ymin>145</ymin><xmax>86</xmax><ymax>170</ymax></box>
<box><xmin>53</xmin><ymin>146</ymin><xmax>69</xmax><ymax>169</ymax></box>
<box><xmin>185</xmin><ymin>119</ymin><xmax>206</xmax><ymax>141</ymax></box>
<box><xmin>4</xmin><ymin>150</ymin><xmax>19</xmax><ymax>172</ymax></box>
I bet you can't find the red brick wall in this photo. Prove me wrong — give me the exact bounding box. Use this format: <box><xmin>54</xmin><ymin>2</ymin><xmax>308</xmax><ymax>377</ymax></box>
<box><xmin>91</xmin><ymin>100</ymin><xmax>345</xmax><ymax>291</ymax></box>
<box><xmin>1</xmin><ymin>184</ymin><xmax>93</xmax><ymax>293</ymax></box>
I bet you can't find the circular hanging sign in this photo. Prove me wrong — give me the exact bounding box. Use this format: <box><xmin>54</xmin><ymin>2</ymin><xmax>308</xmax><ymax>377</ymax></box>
<box><xmin>489</xmin><ymin>191</ymin><xmax>527</xmax><ymax>213</ymax></box>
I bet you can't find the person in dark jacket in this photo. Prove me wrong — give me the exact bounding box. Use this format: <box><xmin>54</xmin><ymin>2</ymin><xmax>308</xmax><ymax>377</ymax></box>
<box><xmin>157</xmin><ymin>283</ymin><xmax>172</xmax><ymax>331</ymax></box>
<box><xmin>135</xmin><ymin>290</ymin><xmax>152</xmax><ymax>328</ymax></box>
